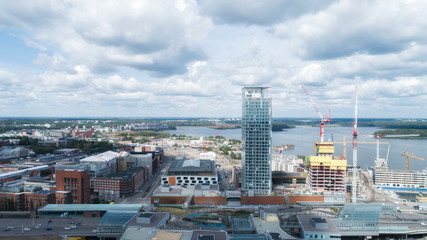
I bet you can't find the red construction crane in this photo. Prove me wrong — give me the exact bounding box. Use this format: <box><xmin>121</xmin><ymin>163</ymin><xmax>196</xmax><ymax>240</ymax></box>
<box><xmin>301</xmin><ymin>85</ymin><xmax>331</xmax><ymax>143</ymax></box>
<box><xmin>204</xmin><ymin>130</ymin><xmax>223</xmax><ymax>152</ymax></box>
<box><xmin>214</xmin><ymin>130</ymin><xmax>223</xmax><ymax>139</ymax></box>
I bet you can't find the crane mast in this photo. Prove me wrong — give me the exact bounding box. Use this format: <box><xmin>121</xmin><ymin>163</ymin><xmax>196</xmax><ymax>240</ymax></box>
<box><xmin>301</xmin><ymin>85</ymin><xmax>331</xmax><ymax>143</ymax></box>
<box><xmin>352</xmin><ymin>86</ymin><xmax>358</xmax><ymax>203</ymax></box>
<box><xmin>402</xmin><ymin>150</ymin><xmax>424</xmax><ymax>170</ymax></box>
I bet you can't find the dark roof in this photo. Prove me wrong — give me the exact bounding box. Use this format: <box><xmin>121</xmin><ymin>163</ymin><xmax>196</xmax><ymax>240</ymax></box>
<box><xmin>297</xmin><ymin>215</ymin><xmax>339</xmax><ymax>234</ymax></box>
<box><xmin>229</xmin><ymin>234</ymin><xmax>267</xmax><ymax>240</ymax></box>
<box><xmin>168</xmin><ymin>159</ymin><xmax>215</xmax><ymax>174</ymax></box>
<box><xmin>191</xmin><ymin>230</ymin><xmax>227</xmax><ymax>240</ymax></box>
<box><xmin>312</xmin><ymin>217</ymin><xmax>327</xmax><ymax>223</ymax></box>
<box><xmin>103</xmin><ymin>167</ymin><xmax>144</xmax><ymax>179</ymax></box>
<box><xmin>127</xmin><ymin>212</ymin><xmax>169</xmax><ymax>228</ymax></box>
<box><xmin>268</xmin><ymin>232</ymin><xmax>282</xmax><ymax>240</ymax></box>
<box><xmin>35</xmin><ymin>190</ymin><xmax>55</xmax><ymax>195</ymax></box>
<box><xmin>139</xmin><ymin>212</ymin><xmax>154</xmax><ymax>218</ymax></box>
<box><xmin>26</xmin><ymin>177</ymin><xmax>50</xmax><ymax>183</ymax></box>
<box><xmin>197</xmin><ymin>235</ymin><xmax>215</xmax><ymax>240</ymax></box>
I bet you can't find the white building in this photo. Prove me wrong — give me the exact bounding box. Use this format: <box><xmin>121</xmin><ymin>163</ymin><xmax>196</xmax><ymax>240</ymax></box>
<box><xmin>200</xmin><ymin>151</ymin><xmax>216</xmax><ymax>162</ymax></box>
<box><xmin>161</xmin><ymin>159</ymin><xmax>218</xmax><ymax>186</ymax></box>
<box><xmin>272</xmin><ymin>154</ymin><xmax>302</xmax><ymax>172</ymax></box>
<box><xmin>79</xmin><ymin>151</ymin><xmax>129</xmax><ymax>177</ymax></box>
<box><xmin>374</xmin><ymin>169</ymin><xmax>427</xmax><ymax>189</ymax></box>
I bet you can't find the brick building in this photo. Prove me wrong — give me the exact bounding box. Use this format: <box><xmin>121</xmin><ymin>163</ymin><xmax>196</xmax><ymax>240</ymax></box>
<box><xmin>55</xmin><ymin>191</ymin><xmax>70</xmax><ymax>204</ymax></box>
<box><xmin>55</xmin><ymin>170</ymin><xmax>90</xmax><ymax>204</ymax></box>
<box><xmin>93</xmin><ymin>167</ymin><xmax>146</xmax><ymax>201</ymax></box>
<box><xmin>72</xmin><ymin>127</ymin><xmax>94</xmax><ymax>138</ymax></box>
<box><xmin>0</xmin><ymin>192</ymin><xmax>23</xmax><ymax>211</ymax></box>
<box><xmin>0</xmin><ymin>190</ymin><xmax>57</xmax><ymax>211</ymax></box>
<box><xmin>23</xmin><ymin>190</ymin><xmax>55</xmax><ymax>211</ymax></box>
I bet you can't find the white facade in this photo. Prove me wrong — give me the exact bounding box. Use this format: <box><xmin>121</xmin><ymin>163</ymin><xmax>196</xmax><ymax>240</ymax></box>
<box><xmin>200</xmin><ymin>151</ymin><xmax>216</xmax><ymax>161</ymax></box>
<box><xmin>272</xmin><ymin>155</ymin><xmax>302</xmax><ymax>172</ymax></box>
<box><xmin>79</xmin><ymin>151</ymin><xmax>128</xmax><ymax>177</ymax></box>
<box><xmin>375</xmin><ymin>169</ymin><xmax>427</xmax><ymax>188</ymax></box>
<box><xmin>161</xmin><ymin>175</ymin><xmax>218</xmax><ymax>186</ymax></box>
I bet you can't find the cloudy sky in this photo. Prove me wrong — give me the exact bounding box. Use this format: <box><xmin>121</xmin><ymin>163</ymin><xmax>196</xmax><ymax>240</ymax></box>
<box><xmin>0</xmin><ymin>0</ymin><xmax>426</xmax><ymax>118</ymax></box>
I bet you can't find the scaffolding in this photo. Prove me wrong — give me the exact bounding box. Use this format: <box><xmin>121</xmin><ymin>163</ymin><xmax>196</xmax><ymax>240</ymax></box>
<box><xmin>307</xmin><ymin>143</ymin><xmax>347</xmax><ymax>194</ymax></box>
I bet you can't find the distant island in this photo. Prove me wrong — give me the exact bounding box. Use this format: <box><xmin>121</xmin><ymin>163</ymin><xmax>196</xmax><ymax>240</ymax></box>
<box><xmin>272</xmin><ymin>122</ymin><xmax>295</xmax><ymax>132</ymax></box>
<box><xmin>207</xmin><ymin>124</ymin><xmax>241</xmax><ymax>130</ymax></box>
<box><xmin>373</xmin><ymin>129</ymin><xmax>427</xmax><ymax>138</ymax></box>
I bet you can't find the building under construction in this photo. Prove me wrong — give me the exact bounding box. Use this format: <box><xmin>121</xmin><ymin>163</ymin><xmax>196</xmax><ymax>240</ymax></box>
<box><xmin>307</xmin><ymin>142</ymin><xmax>347</xmax><ymax>194</ymax></box>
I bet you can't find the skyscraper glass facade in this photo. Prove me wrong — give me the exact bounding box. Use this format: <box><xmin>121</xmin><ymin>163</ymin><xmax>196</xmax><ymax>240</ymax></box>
<box><xmin>241</xmin><ymin>87</ymin><xmax>272</xmax><ymax>194</ymax></box>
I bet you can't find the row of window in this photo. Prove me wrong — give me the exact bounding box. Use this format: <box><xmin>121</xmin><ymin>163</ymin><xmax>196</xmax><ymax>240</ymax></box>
<box><xmin>162</xmin><ymin>176</ymin><xmax>216</xmax><ymax>181</ymax></box>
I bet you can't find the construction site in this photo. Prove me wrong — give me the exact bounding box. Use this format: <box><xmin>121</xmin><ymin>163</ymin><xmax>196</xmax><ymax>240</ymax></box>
<box><xmin>143</xmin><ymin>86</ymin><xmax>427</xmax><ymax>239</ymax></box>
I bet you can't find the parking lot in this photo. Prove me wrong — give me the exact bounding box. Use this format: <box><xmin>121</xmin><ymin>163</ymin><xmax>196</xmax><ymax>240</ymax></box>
<box><xmin>0</xmin><ymin>216</ymin><xmax>100</xmax><ymax>237</ymax></box>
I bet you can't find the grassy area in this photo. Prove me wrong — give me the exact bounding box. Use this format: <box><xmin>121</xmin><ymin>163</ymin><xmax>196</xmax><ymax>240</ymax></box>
<box><xmin>231</xmin><ymin>210</ymin><xmax>251</xmax><ymax>217</ymax></box>
<box><xmin>156</xmin><ymin>207</ymin><xmax>188</xmax><ymax>215</ymax></box>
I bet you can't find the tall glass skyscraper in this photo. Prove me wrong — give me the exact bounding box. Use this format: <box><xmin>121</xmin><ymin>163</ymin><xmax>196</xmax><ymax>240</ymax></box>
<box><xmin>241</xmin><ymin>87</ymin><xmax>272</xmax><ymax>195</ymax></box>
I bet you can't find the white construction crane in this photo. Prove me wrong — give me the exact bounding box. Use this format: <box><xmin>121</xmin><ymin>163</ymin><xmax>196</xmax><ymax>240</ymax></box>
<box><xmin>301</xmin><ymin>85</ymin><xmax>331</xmax><ymax>143</ymax></box>
<box><xmin>352</xmin><ymin>86</ymin><xmax>358</xmax><ymax>203</ymax></box>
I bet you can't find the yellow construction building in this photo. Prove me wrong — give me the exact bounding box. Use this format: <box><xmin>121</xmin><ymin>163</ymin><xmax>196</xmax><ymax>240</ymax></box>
<box><xmin>307</xmin><ymin>142</ymin><xmax>347</xmax><ymax>193</ymax></box>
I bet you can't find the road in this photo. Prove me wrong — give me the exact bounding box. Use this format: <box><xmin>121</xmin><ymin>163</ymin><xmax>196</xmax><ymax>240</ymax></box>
<box><xmin>0</xmin><ymin>216</ymin><xmax>100</xmax><ymax>238</ymax></box>
<box><xmin>120</xmin><ymin>155</ymin><xmax>173</xmax><ymax>204</ymax></box>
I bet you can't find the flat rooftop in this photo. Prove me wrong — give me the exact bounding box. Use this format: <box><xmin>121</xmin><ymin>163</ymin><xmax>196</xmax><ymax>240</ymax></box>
<box><xmin>80</xmin><ymin>151</ymin><xmax>128</xmax><ymax>163</ymax></box>
<box><xmin>126</xmin><ymin>212</ymin><xmax>169</xmax><ymax>228</ymax></box>
<box><xmin>167</xmin><ymin>159</ymin><xmax>215</xmax><ymax>175</ymax></box>
<box><xmin>38</xmin><ymin>204</ymin><xmax>143</xmax><ymax>213</ymax></box>
<box><xmin>297</xmin><ymin>215</ymin><xmax>339</xmax><ymax>234</ymax></box>
<box><xmin>152</xmin><ymin>185</ymin><xmax>195</xmax><ymax>197</ymax></box>
<box><xmin>191</xmin><ymin>230</ymin><xmax>228</xmax><ymax>240</ymax></box>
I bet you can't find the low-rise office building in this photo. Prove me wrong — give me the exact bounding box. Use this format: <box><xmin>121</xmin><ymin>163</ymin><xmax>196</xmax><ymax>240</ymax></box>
<box><xmin>93</xmin><ymin>167</ymin><xmax>146</xmax><ymax>201</ymax></box>
<box><xmin>161</xmin><ymin>159</ymin><xmax>218</xmax><ymax>186</ymax></box>
<box><xmin>374</xmin><ymin>169</ymin><xmax>427</xmax><ymax>189</ymax></box>
<box><xmin>297</xmin><ymin>215</ymin><xmax>341</xmax><ymax>240</ymax></box>
<box><xmin>55</xmin><ymin>169</ymin><xmax>90</xmax><ymax>204</ymax></box>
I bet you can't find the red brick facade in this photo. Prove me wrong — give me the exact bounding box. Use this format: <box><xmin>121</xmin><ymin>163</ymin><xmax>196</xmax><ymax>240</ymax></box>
<box><xmin>288</xmin><ymin>195</ymin><xmax>324</xmax><ymax>204</ymax></box>
<box><xmin>0</xmin><ymin>192</ymin><xmax>23</xmax><ymax>211</ymax></box>
<box><xmin>56</xmin><ymin>170</ymin><xmax>90</xmax><ymax>204</ymax></box>
<box><xmin>241</xmin><ymin>196</ymin><xmax>286</xmax><ymax>205</ymax></box>
<box><xmin>192</xmin><ymin>196</ymin><xmax>227</xmax><ymax>206</ymax></box>
<box><xmin>151</xmin><ymin>196</ymin><xmax>187</xmax><ymax>205</ymax></box>
<box><xmin>93</xmin><ymin>167</ymin><xmax>146</xmax><ymax>200</ymax></box>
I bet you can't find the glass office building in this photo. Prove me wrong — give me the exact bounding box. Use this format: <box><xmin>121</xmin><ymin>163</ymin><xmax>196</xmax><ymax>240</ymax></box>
<box><xmin>241</xmin><ymin>87</ymin><xmax>272</xmax><ymax>194</ymax></box>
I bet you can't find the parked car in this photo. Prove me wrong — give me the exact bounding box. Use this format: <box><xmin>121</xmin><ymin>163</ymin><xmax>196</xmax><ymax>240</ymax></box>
<box><xmin>23</xmin><ymin>228</ymin><xmax>31</xmax><ymax>231</ymax></box>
